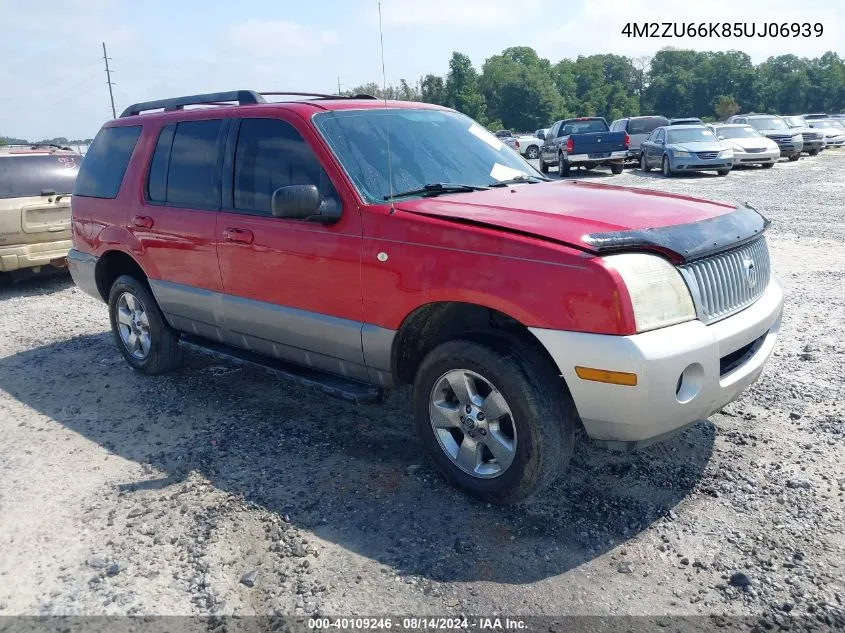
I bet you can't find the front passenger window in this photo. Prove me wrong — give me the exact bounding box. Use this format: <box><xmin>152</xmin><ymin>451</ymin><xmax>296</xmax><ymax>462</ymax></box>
<box><xmin>233</xmin><ymin>118</ymin><xmax>338</xmax><ymax>216</ymax></box>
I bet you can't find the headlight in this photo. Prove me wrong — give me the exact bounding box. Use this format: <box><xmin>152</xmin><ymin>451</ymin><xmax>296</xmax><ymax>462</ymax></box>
<box><xmin>604</xmin><ymin>253</ymin><xmax>696</xmax><ymax>333</ymax></box>
<box><xmin>674</xmin><ymin>151</ymin><xmax>691</xmax><ymax>158</ymax></box>
<box><xmin>719</xmin><ymin>149</ymin><xmax>734</xmax><ymax>158</ymax></box>
<box><xmin>792</xmin><ymin>135</ymin><xmax>802</xmax><ymax>142</ymax></box>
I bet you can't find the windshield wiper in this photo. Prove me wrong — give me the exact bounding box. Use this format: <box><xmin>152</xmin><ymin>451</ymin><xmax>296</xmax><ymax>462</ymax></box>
<box><xmin>488</xmin><ymin>175</ymin><xmax>546</xmax><ymax>187</ymax></box>
<box><xmin>384</xmin><ymin>182</ymin><xmax>488</xmax><ymax>201</ymax></box>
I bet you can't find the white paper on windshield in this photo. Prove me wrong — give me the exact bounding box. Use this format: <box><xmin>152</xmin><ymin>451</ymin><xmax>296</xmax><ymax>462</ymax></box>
<box><xmin>489</xmin><ymin>162</ymin><xmax>528</xmax><ymax>182</ymax></box>
<box><xmin>468</xmin><ymin>124</ymin><xmax>504</xmax><ymax>150</ymax></box>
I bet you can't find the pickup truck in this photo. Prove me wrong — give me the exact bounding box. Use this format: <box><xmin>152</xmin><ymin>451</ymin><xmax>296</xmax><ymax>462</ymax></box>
<box><xmin>68</xmin><ymin>91</ymin><xmax>783</xmax><ymax>504</ymax></box>
<box><xmin>539</xmin><ymin>117</ymin><xmax>629</xmax><ymax>176</ymax></box>
<box><xmin>494</xmin><ymin>130</ymin><xmax>543</xmax><ymax>160</ymax></box>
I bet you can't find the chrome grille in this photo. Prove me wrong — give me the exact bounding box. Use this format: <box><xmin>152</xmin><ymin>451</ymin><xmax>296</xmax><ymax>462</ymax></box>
<box><xmin>679</xmin><ymin>237</ymin><xmax>771</xmax><ymax>324</ymax></box>
<box><xmin>696</xmin><ymin>151</ymin><xmax>718</xmax><ymax>159</ymax></box>
<box><xmin>801</xmin><ymin>131</ymin><xmax>821</xmax><ymax>141</ymax></box>
<box><xmin>745</xmin><ymin>147</ymin><xmax>766</xmax><ymax>153</ymax></box>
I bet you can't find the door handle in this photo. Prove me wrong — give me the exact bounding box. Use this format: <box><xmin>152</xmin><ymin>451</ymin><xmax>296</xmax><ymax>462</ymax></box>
<box><xmin>223</xmin><ymin>228</ymin><xmax>254</xmax><ymax>244</ymax></box>
<box><xmin>132</xmin><ymin>215</ymin><xmax>153</xmax><ymax>229</ymax></box>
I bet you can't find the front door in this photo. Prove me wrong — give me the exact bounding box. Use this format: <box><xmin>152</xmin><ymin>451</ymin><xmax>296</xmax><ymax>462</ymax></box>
<box><xmin>215</xmin><ymin>116</ymin><xmax>367</xmax><ymax>381</ymax></box>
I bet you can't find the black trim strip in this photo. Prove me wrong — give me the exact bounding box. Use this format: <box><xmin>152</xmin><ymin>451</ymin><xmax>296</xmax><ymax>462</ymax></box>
<box><xmin>581</xmin><ymin>204</ymin><xmax>770</xmax><ymax>262</ymax></box>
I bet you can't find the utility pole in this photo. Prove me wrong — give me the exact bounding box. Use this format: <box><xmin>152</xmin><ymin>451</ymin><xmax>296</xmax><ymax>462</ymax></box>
<box><xmin>102</xmin><ymin>42</ymin><xmax>116</xmax><ymax>119</ymax></box>
<box><xmin>337</xmin><ymin>76</ymin><xmax>342</xmax><ymax>95</ymax></box>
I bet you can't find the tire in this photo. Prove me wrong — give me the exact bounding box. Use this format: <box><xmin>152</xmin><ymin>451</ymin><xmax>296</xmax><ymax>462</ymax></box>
<box><xmin>525</xmin><ymin>145</ymin><xmax>540</xmax><ymax>160</ymax></box>
<box><xmin>717</xmin><ymin>169</ymin><xmax>730</xmax><ymax>176</ymax></box>
<box><xmin>762</xmin><ymin>162</ymin><xmax>775</xmax><ymax>169</ymax></box>
<box><xmin>640</xmin><ymin>154</ymin><xmax>651</xmax><ymax>172</ymax></box>
<box><xmin>539</xmin><ymin>156</ymin><xmax>549</xmax><ymax>174</ymax></box>
<box><xmin>559</xmin><ymin>155</ymin><xmax>571</xmax><ymax>177</ymax></box>
<box><xmin>610</xmin><ymin>162</ymin><xmax>624</xmax><ymax>175</ymax></box>
<box><xmin>412</xmin><ymin>339</ymin><xmax>575</xmax><ymax>504</ymax></box>
<box><xmin>662</xmin><ymin>155</ymin><xmax>673</xmax><ymax>177</ymax></box>
<box><xmin>788</xmin><ymin>153</ymin><xmax>800</xmax><ymax>162</ymax></box>
<box><xmin>108</xmin><ymin>274</ymin><xmax>181</xmax><ymax>375</ymax></box>
<box><xmin>808</xmin><ymin>149</ymin><xmax>819</xmax><ymax>156</ymax></box>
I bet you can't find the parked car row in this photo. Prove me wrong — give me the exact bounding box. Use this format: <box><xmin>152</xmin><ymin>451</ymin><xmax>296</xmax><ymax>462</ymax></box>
<box><xmin>522</xmin><ymin>111</ymin><xmax>843</xmax><ymax>178</ymax></box>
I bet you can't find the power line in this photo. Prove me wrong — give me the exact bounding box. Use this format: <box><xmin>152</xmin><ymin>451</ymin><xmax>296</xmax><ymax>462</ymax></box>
<box><xmin>102</xmin><ymin>42</ymin><xmax>117</xmax><ymax>119</ymax></box>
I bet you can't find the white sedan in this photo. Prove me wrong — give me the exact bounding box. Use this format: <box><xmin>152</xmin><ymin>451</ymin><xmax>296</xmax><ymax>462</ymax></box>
<box><xmin>808</xmin><ymin>120</ymin><xmax>845</xmax><ymax>147</ymax></box>
<box><xmin>711</xmin><ymin>124</ymin><xmax>780</xmax><ymax>167</ymax></box>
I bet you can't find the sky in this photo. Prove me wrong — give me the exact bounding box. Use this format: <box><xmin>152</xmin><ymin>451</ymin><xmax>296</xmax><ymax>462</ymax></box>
<box><xmin>0</xmin><ymin>0</ymin><xmax>841</xmax><ymax>140</ymax></box>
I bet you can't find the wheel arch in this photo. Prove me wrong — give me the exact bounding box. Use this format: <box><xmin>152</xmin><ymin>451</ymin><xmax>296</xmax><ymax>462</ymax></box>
<box><xmin>94</xmin><ymin>250</ymin><xmax>150</xmax><ymax>301</ymax></box>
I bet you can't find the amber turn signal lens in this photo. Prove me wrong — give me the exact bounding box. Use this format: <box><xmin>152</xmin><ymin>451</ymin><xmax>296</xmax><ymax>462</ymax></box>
<box><xmin>575</xmin><ymin>366</ymin><xmax>638</xmax><ymax>387</ymax></box>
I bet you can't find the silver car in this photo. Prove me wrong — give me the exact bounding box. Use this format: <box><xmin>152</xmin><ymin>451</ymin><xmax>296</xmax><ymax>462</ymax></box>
<box><xmin>639</xmin><ymin>125</ymin><xmax>733</xmax><ymax>177</ymax></box>
<box><xmin>711</xmin><ymin>124</ymin><xmax>780</xmax><ymax>168</ymax></box>
<box><xmin>807</xmin><ymin>120</ymin><xmax>845</xmax><ymax>147</ymax></box>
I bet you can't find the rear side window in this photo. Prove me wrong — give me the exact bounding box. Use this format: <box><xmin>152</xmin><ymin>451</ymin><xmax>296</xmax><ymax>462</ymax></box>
<box><xmin>0</xmin><ymin>154</ymin><xmax>81</xmax><ymax>199</ymax></box>
<box><xmin>233</xmin><ymin>118</ymin><xmax>337</xmax><ymax>216</ymax></box>
<box><xmin>166</xmin><ymin>120</ymin><xmax>224</xmax><ymax>208</ymax></box>
<box><xmin>628</xmin><ymin>117</ymin><xmax>669</xmax><ymax>135</ymax></box>
<box><xmin>74</xmin><ymin>126</ymin><xmax>141</xmax><ymax>198</ymax></box>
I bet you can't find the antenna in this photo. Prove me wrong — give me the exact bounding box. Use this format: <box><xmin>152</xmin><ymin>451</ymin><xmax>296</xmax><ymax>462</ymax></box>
<box><xmin>378</xmin><ymin>2</ymin><xmax>395</xmax><ymax>212</ymax></box>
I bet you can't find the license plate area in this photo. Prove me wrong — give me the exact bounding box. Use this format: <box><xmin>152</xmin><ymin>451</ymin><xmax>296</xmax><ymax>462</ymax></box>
<box><xmin>21</xmin><ymin>204</ymin><xmax>70</xmax><ymax>234</ymax></box>
<box><xmin>588</xmin><ymin>152</ymin><xmax>611</xmax><ymax>159</ymax></box>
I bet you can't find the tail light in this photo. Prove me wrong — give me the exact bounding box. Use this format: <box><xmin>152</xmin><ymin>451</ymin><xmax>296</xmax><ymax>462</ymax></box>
<box><xmin>565</xmin><ymin>137</ymin><xmax>574</xmax><ymax>153</ymax></box>
<box><xmin>624</xmin><ymin>132</ymin><xmax>630</xmax><ymax>148</ymax></box>
<box><xmin>514</xmin><ymin>140</ymin><xmax>520</xmax><ymax>149</ymax></box>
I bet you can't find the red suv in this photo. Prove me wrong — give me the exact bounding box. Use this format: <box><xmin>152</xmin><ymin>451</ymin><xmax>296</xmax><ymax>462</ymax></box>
<box><xmin>68</xmin><ymin>90</ymin><xmax>784</xmax><ymax>503</ymax></box>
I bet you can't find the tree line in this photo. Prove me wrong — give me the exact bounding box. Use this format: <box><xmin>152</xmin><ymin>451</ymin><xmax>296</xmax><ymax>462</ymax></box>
<box><xmin>0</xmin><ymin>135</ymin><xmax>94</xmax><ymax>147</ymax></box>
<box><xmin>345</xmin><ymin>47</ymin><xmax>845</xmax><ymax>132</ymax></box>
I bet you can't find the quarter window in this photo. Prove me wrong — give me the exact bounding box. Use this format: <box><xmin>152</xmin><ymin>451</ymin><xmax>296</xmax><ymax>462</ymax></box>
<box><xmin>74</xmin><ymin>126</ymin><xmax>141</xmax><ymax>199</ymax></box>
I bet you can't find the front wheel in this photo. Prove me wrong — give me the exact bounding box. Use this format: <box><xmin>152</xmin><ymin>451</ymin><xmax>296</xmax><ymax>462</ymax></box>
<box><xmin>762</xmin><ymin>162</ymin><xmax>775</xmax><ymax>169</ymax></box>
<box><xmin>413</xmin><ymin>339</ymin><xmax>575</xmax><ymax>504</ymax></box>
<box><xmin>610</xmin><ymin>162</ymin><xmax>624</xmax><ymax>175</ymax></box>
<box><xmin>108</xmin><ymin>274</ymin><xmax>181</xmax><ymax>375</ymax></box>
<box><xmin>662</xmin><ymin>155</ymin><xmax>673</xmax><ymax>177</ymax></box>
<box><xmin>640</xmin><ymin>154</ymin><xmax>651</xmax><ymax>172</ymax></box>
<box><xmin>788</xmin><ymin>153</ymin><xmax>800</xmax><ymax>162</ymax></box>
<box><xmin>525</xmin><ymin>145</ymin><xmax>540</xmax><ymax>160</ymax></box>
<box><xmin>717</xmin><ymin>169</ymin><xmax>730</xmax><ymax>176</ymax></box>
<box><xmin>808</xmin><ymin>149</ymin><xmax>819</xmax><ymax>156</ymax></box>
<box><xmin>538</xmin><ymin>156</ymin><xmax>549</xmax><ymax>174</ymax></box>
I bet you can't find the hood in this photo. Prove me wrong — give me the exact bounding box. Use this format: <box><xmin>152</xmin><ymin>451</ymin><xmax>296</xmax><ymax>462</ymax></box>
<box><xmin>761</xmin><ymin>129</ymin><xmax>799</xmax><ymax>137</ymax></box>
<box><xmin>724</xmin><ymin>137</ymin><xmax>778</xmax><ymax>150</ymax></box>
<box><xmin>670</xmin><ymin>141</ymin><xmax>725</xmax><ymax>152</ymax></box>
<box><xmin>395</xmin><ymin>180</ymin><xmax>765</xmax><ymax>262</ymax></box>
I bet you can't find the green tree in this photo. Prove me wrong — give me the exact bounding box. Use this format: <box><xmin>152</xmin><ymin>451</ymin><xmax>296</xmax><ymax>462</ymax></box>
<box><xmin>714</xmin><ymin>95</ymin><xmax>741</xmax><ymax>120</ymax></box>
<box><xmin>444</xmin><ymin>52</ymin><xmax>486</xmax><ymax>122</ymax></box>
<box><xmin>420</xmin><ymin>74</ymin><xmax>446</xmax><ymax>105</ymax></box>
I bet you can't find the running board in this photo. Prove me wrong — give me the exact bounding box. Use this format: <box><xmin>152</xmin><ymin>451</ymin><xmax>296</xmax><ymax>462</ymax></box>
<box><xmin>179</xmin><ymin>335</ymin><xmax>384</xmax><ymax>405</ymax></box>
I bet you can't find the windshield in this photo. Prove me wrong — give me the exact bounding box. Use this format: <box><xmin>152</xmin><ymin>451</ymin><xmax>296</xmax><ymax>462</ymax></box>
<box><xmin>561</xmin><ymin>120</ymin><xmax>607</xmax><ymax>134</ymax></box>
<box><xmin>667</xmin><ymin>128</ymin><xmax>718</xmax><ymax>144</ymax></box>
<box><xmin>716</xmin><ymin>126</ymin><xmax>762</xmax><ymax>139</ymax></box>
<box><xmin>312</xmin><ymin>109</ymin><xmax>542</xmax><ymax>202</ymax></box>
<box><xmin>813</xmin><ymin>120</ymin><xmax>842</xmax><ymax>129</ymax></box>
<box><xmin>0</xmin><ymin>153</ymin><xmax>81</xmax><ymax>199</ymax></box>
<box><xmin>749</xmin><ymin>117</ymin><xmax>789</xmax><ymax>131</ymax></box>
<box><xmin>783</xmin><ymin>116</ymin><xmax>805</xmax><ymax>127</ymax></box>
<box><xmin>628</xmin><ymin>117</ymin><xmax>668</xmax><ymax>135</ymax></box>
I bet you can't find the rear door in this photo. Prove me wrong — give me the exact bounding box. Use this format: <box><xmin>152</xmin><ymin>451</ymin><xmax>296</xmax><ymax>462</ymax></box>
<box><xmin>0</xmin><ymin>152</ymin><xmax>80</xmax><ymax>251</ymax></box>
<box><xmin>215</xmin><ymin>115</ymin><xmax>367</xmax><ymax>381</ymax></box>
<box><xmin>135</xmin><ymin>117</ymin><xmax>227</xmax><ymax>340</ymax></box>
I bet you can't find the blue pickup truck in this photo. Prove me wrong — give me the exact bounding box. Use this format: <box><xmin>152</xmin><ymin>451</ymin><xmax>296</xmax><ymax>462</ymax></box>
<box><xmin>538</xmin><ymin>117</ymin><xmax>629</xmax><ymax>177</ymax></box>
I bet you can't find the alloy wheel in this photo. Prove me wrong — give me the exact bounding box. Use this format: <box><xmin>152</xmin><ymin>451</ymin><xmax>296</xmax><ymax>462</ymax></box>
<box><xmin>116</xmin><ymin>292</ymin><xmax>151</xmax><ymax>360</ymax></box>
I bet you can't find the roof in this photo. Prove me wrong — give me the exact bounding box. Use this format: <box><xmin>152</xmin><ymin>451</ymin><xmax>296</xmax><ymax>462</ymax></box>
<box><xmin>112</xmin><ymin>90</ymin><xmax>450</xmax><ymax>126</ymax></box>
<box><xmin>665</xmin><ymin>124</ymin><xmax>711</xmax><ymax>131</ymax></box>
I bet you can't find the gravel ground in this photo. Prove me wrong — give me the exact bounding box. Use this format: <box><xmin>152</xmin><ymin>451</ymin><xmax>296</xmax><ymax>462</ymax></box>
<box><xmin>0</xmin><ymin>151</ymin><xmax>843</xmax><ymax>626</ymax></box>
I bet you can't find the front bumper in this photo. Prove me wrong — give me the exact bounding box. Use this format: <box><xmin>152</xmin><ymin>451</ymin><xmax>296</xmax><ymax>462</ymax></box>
<box><xmin>530</xmin><ymin>279</ymin><xmax>783</xmax><ymax>448</ymax></box>
<box><xmin>733</xmin><ymin>148</ymin><xmax>780</xmax><ymax>164</ymax></box>
<box><xmin>0</xmin><ymin>240</ymin><xmax>72</xmax><ymax>273</ymax></box>
<box><xmin>776</xmin><ymin>141</ymin><xmax>803</xmax><ymax>155</ymax></box>
<box><xmin>801</xmin><ymin>139</ymin><xmax>824</xmax><ymax>152</ymax></box>
<box><xmin>67</xmin><ymin>248</ymin><xmax>102</xmax><ymax>300</ymax></box>
<box><xmin>670</xmin><ymin>155</ymin><xmax>734</xmax><ymax>171</ymax></box>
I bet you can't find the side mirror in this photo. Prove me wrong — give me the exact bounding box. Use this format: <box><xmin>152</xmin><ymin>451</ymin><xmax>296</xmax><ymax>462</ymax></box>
<box><xmin>271</xmin><ymin>185</ymin><xmax>341</xmax><ymax>224</ymax></box>
<box><xmin>536</xmin><ymin>131</ymin><xmax>545</xmax><ymax>140</ymax></box>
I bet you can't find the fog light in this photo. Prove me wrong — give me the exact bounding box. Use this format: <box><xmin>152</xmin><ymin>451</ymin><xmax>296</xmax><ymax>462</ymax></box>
<box><xmin>676</xmin><ymin>363</ymin><xmax>704</xmax><ymax>404</ymax></box>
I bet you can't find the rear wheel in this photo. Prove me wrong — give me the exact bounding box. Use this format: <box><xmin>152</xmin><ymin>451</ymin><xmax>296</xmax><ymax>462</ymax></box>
<box><xmin>662</xmin><ymin>155</ymin><xmax>673</xmax><ymax>177</ymax></box>
<box><xmin>640</xmin><ymin>154</ymin><xmax>650</xmax><ymax>172</ymax></box>
<box><xmin>610</xmin><ymin>162</ymin><xmax>624</xmax><ymax>175</ymax></box>
<box><xmin>559</xmin><ymin>154</ymin><xmax>571</xmax><ymax>177</ymax></box>
<box><xmin>525</xmin><ymin>145</ymin><xmax>540</xmax><ymax>159</ymax></box>
<box><xmin>108</xmin><ymin>274</ymin><xmax>181</xmax><ymax>375</ymax></box>
<box><xmin>788</xmin><ymin>153</ymin><xmax>800</xmax><ymax>162</ymax></box>
<box><xmin>762</xmin><ymin>162</ymin><xmax>775</xmax><ymax>169</ymax></box>
<box><xmin>413</xmin><ymin>339</ymin><xmax>575</xmax><ymax>504</ymax></box>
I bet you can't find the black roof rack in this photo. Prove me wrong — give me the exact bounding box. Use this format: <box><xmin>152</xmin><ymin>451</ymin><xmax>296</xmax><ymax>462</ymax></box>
<box><xmin>120</xmin><ymin>90</ymin><xmax>379</xmax><ymax>118</ymax></box>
